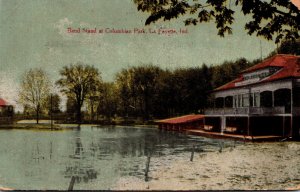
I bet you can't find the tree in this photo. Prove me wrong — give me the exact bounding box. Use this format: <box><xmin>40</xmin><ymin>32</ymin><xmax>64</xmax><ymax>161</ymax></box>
<box><xmin>46</xmin><ymin>94</ymin><xmax>61</xmax><ymax>114</ymax></box>
<box><xmin>133</xmin><ymin>0</ymin><xmax>299</xmax><ymax>43</ymax></box>
<box><xmin>114</xmin><ymin>66</ymin><xmax>163</xmax><ymax>121</ymax></box>
<box><xmin>97</xmin><ymin>82</ymin><xmax>118</xmax><ymax>122</ymax></box>
<box><xmin>115</xmin><ymin>68</ymin><xmax>133</xmax><ymax>118</ymax></box>
<box><xmin>132</xmin><ymin>66</ymin><xmax>163</xmax><ymax>121</ymax></box>
<box><xmin>65</xmin><ymin>96</ymin><xmax>77</xmax><ymax>121</ymax></box>
<box><xmin>277</xmin><ymin>39</ymin><xmax>300</xmax><ymax>55</ymax></box>
<box><xmin>19</xmin><ymin>68</ymin><xmax>50</xmax><ymax>124</ymax></box>
<box><xmin>56</xmin><ymin>64</ymin><xmax>102</xmax><ymax>123</ymax></box>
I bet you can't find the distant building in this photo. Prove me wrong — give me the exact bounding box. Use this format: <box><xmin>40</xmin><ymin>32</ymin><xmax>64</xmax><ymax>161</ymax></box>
<box><xmin>204</xmin><ymin>54</ymin><xmax>300</xmax><ymax>140</ymax></box>
<box><xmin>0</xmin><ymin>98</ymin><xmax>14</xmax><ymax>124</ymax></box>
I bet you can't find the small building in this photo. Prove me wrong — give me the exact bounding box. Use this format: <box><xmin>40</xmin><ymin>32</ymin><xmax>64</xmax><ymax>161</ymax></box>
<box><xmin>0</xmin><ymin>98</ymin><xmax>14</xmax><ymax>124</ymax></box>
<box><xmin>204</xmin><ymin>54</ymin><xmax>300</xmax><ymax>140</ymax></box>
<box><xmin>156</xmin><ymin>114</ymin><xmax>204</xmax><ymax>131</ymax></box>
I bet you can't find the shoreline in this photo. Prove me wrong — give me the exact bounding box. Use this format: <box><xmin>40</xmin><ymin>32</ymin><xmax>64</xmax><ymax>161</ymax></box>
<box><xmin>0</xmin><ymin>122</ymin><xmax>67</xmax><ymax>131</ymax></box>
<box><xmin>0</xmin><ymin>122</ymin><xmax>158</xmax><ymax>131</ymax></box>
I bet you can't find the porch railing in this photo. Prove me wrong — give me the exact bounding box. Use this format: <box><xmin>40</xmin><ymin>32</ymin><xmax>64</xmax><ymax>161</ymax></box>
<box><xmin>205</xmin><ymin>106</ymin><xmax>286</xmax><ymax>115</ymax></box>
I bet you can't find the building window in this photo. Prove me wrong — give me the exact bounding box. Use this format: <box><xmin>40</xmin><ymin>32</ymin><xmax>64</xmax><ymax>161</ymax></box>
<box><xmin>294</xmin><ymin>87</ymin><xmax>300</xmax><ymax>107</ymax></box>
<box><xmin>225</xmin><ymin>96</ymin><xmax>233</xmax><ymax>108</ymax></box>
<box><xmin>260</xmin><ymin>91</ymin><xmax>272</xmax><ymax>107</ymax></box>
<box><xmin>254</xmin><ymin>92</ymin><xmax>260</xmax><ymax>107</ymax></box>
<box><xmin>242</xmin><ymin>94</ymin><xmax>249</xmax><ymax>107</ymax></box>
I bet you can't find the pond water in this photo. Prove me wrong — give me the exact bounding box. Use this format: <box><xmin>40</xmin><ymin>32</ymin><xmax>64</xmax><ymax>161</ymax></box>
<box><xmin>0</xmin><ymin>125</ymin><xmax>235</xmax><ymax>190</ymax></box>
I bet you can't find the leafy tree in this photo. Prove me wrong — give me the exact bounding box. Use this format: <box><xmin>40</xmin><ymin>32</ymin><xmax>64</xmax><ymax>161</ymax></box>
<box><xmin>267</xmin><ymin>38</ymin><xmax>300</xmax><ymax>58</ymax></box>
<box><xmin>97</xmin><ymin>82</ymin><xmax>118</xmax><ymax>122</ymax></box>
<box><xmin>133</xmin><ymin>0</ymin><xmax>299</xmax><ymax>43</ymax></box>
<box><xmin>86</xmin><ymin>95</ymin><xmax>100</xmax><ymax>122</ymax></box>
<box><xmin>211</xmin><ymin>58</ymin><xmax>251</xmax><ymax>88</ymax></box>
<box><xmin>65</xmin><ymin>96</ymin><xmax>76</xmax><ymax>121</ymax></box>
<box><xmin>19</xmin><ymin>68</ymin><xmax>50</xmax><ymax>124</ymax></box>
<box><xmin>46</xmin><ymin>94</ymin><xmax>61</xmax><ymax>114</ymax></box>
<box><xmin>164</xmin><ymin>66</ymin><xmax>212</xmax><ymax>115</ymax></box>
<box><xmin>277</xmin><ymin>39</ymin><xmax>300</xmax><ymax>55</ymax></box>
<box><xmin>132</xmin><ymin>66</ymin><xmax>163</xmax><ymax>120</ymax></box>
<box><xmin>115</xmin><ymin>68</ymin><xmax>133</xmax><ymax>118</ymax></box>
<box><xmin>114</xmin><ymin>66</ymin><xmax>163</xmax><ymax>121</ymax></box>
<box><xmin>151</xmin><ymin>69</ymin><xmax>175</xmax><ymax>118</ymax></box>
<box><xmin>56</xmin><ymin>64</ymin><xmax>102</xmax><ymax>123</ymax></box>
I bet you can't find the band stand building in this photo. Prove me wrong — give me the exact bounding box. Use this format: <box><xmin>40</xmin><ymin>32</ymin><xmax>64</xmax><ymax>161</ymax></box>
<box><xmin>157</xmin><ymin>54</ymin><xmax>300</xmax><ymax>141</ymax></box>
<box><xmin>202</xmin><ymin>54</ymin><xmax>300</xmax><ymax>141</ymax></box>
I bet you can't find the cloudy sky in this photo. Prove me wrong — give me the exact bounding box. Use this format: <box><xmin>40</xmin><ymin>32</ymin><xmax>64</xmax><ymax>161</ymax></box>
<box><xmin>0</xmin><ymin>0</ymin><xmax>279</xmax><ymax>109</ymax></box>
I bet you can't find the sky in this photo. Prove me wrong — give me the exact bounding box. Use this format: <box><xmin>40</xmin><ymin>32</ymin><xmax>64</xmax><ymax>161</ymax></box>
<box><xmin>0</xmin><ymin>0</ymin><xmax>282</xmax><ymax>110</ymax></box>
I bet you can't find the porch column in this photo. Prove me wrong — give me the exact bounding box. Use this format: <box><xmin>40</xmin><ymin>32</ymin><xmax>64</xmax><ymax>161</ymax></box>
<box><xmin>221</xmin><ymin>116</ymin><xmax>226</xmax><ymax>134</ymax></box>
<box><xmin>247</xmin><ymin>116</ymin><xmax>251</xmax><ymax>136</ymax></box>
<box><xmin>272</xmin><ymin>91</ymin><xmax>275</xmax><ymax>107</ymax></box>
<box><xmin>282</xmin><ymin>116</ymin><xmax>285</xmax><ymax>137</ymax></box>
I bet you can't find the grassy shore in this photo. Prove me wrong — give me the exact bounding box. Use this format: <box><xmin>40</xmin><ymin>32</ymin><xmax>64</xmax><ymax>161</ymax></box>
<box><xmin>0</xmin><ymin>123</ymin><xmax>63</xmax><ymax>130</ymax></box>
<box><xmin>0</xmin><ymin>120</ymin><xmax>64</xmax><ymax>130</ymax></box>
<box><xmin>0</xmin><ymin>119</ymin><xmax>158</xmax><ymax>130</ymax></box>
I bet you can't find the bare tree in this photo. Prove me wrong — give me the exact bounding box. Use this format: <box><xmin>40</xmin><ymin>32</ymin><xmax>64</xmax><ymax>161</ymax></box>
<box><xmin>56</xmin><ymin>63</ymin><xmax>102</xmax><ymax>124</ymax></box>
<box><xmin>19</xmin><ymin>68</ymin><xmax>50</xmax><ymax>124</ymax></box>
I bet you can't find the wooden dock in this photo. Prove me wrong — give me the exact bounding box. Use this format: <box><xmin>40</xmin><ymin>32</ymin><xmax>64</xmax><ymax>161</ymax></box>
<box><xmin>185</xmin><ymin>129</ymin><xmax>283</xmax><ymax>142</ymax></box>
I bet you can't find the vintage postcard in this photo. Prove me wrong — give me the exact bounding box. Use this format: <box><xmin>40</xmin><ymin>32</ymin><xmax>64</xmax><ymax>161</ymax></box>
<box><xmin>0</xmin><ymin>0</ymin><xmax>299</xmax><ymax>190</ymax></box>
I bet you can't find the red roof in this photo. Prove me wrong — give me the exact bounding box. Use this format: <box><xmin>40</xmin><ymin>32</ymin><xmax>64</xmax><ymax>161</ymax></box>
<box><xmin>215</xmin><ymin>54</ymin><xmax>300</xmax><ymax>91</ymax></box>
<box><xmin>156</xmin><ymin>114</ymin><xmax>204</xmax><ymax>124</ymax></box>
<box><xmin>0</xmin><ymin>98</ymin><xmax>7</xmax><ymax>106</ymax></box>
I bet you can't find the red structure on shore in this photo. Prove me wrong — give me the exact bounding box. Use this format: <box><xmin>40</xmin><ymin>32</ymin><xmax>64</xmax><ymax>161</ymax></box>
<box><xmin>0</xmin><ymin>98</ymin><xmax>14</xmax><ymax>124</ymax></box>
<box><xmin>156</xmin><ymin>114</ymin><xmax>204</xmax><ymax>131</ymax></box>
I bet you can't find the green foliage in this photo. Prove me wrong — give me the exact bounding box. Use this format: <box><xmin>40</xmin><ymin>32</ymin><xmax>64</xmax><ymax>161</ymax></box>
<box><xmin>56</xmin><ymin>63</ymin><xmax>102</xmax><ymax>123</ymax></box>
<box><xmin>133</xmin><ymin>0</ymin><xmax>299</xmax><ymax>43</ymax></box>
<box><xmin>277</xmin><ymin>39</ymin><xmax>300</xmax><ymax>55</ymax></box>
<box><xmin>211</xmin><ymin>58</ymin><xmax>251</xmax><ymax>88</ymax></box>
<box><xmin>111</xmin><ymin>58</ymin><xmax>260</xmax><ymax>119</ymax></box>
<box><xmin>46</xmin><ymin>94</ymin><xmax>61</xmax><ymax>114</ymax></box>
<box><xmin>54</xmin><ymin>44</ymin><xmax>298</xmax><ymax>122</ymax></box>
<box><xmin>114</xmin><ymin>65</ymin><xmax>164</xmax><ymax>121</ymax></box>
<box><xmin>97</xmin><ymin>82</ymin><xmax>118</xmax><ymax>121</ymax></box>
<box><xmin>267</xmin><ymin>38</ymin><xmax>300</xmax><ymax>58</ymax></box>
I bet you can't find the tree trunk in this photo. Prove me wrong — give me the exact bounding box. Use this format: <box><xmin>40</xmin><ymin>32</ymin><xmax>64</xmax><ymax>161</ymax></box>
<box><xmin>91</xmin><ymin>101</ymin><xmax>94</xmax><ymax>122</ymax></box>
<box><xmin>75</xmin><ymin>99</ymin><xmax>82</xmax><ymax>125</ymax></box>
<box><xmin>143</xmin><ymin>92</ymin><xmax>150</xmax><ymax>122</ymax></box>
<box><xmin>36</xmin><ymin>106</ymin><xmax>40</xmax><ymax>124</ymax></box>
<box><xmin>76</xmin><ymin>107</ymin><xmax>82</xmax><ymax>124</ymax></box>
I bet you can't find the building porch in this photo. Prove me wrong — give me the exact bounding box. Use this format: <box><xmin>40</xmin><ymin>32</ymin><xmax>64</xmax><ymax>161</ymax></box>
<box><xmin>202</xmin><ymin>115</ymin><xmax>300</xmax><ymax>140</ymax></box>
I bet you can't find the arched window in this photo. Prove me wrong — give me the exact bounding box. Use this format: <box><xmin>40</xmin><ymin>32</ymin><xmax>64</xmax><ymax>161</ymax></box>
<box><xmin>260</xmin><ymin>91</ymin><xmax>272</xmax><ymax>107</ymax></box>
<box><xmin>274</xmin><ymin>88</ymin><xmax>291</xmax><ymax>113</ymax></box>
<box><xmin>225</xmin><ymin>96</ymin><xmax>233</xmax><ymax>108</ymax></box>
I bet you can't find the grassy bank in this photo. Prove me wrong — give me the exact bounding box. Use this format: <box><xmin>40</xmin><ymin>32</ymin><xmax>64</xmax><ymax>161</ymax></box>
<box><xmin>0</xmin><ymin>123</ymin><xmax>63</xmax><ymax>130</ymax></box>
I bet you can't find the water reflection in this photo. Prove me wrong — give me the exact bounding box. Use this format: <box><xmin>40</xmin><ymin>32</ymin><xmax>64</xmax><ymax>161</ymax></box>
<box><xmin>0</xmin><ymin>126</ymin><xmax>238</xmax><ymax>190</ymax></box>
<box><xmin>65</xmin><ymin>131</ymin><xmax>98</xmax><ymax>185</ymax></box>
